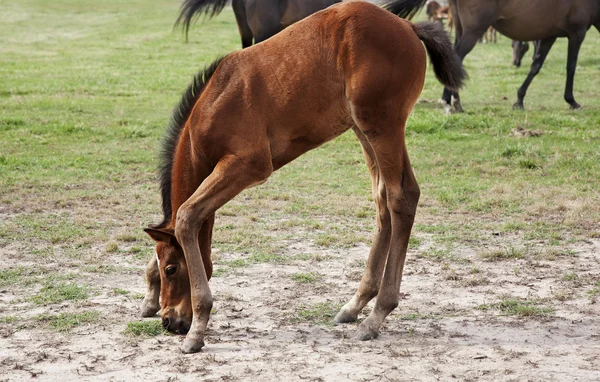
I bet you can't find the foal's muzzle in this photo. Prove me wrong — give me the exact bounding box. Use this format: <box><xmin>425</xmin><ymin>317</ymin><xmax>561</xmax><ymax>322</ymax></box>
<box><xmin>162</xmin><ymin>315</ymin><xmax>190</xmax><ymax>334</ymax></box>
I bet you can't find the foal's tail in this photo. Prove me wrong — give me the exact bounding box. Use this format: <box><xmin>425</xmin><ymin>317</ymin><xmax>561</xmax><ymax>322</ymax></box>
<box><xmin>174</xmin><ymin>0</ymin><xmax>229</xmax><ymax>41</ymax></box>
<box><xmin>410</xmin><ymin>22</ymin><xmax>466</xmax><ymax>91</ymax></box>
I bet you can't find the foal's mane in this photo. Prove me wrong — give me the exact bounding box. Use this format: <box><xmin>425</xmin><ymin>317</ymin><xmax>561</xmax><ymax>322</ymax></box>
<box><xmin>154</xmin><ymin>55</ymin><xmax>228</xmax><ymax>229</ymax></box>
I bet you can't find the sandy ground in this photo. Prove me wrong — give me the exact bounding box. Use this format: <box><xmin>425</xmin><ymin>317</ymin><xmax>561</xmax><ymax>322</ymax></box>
<box><xmin>1</xmin><ymin>233</ymin><xmax>599</xmax><ymax>381</ymax></box>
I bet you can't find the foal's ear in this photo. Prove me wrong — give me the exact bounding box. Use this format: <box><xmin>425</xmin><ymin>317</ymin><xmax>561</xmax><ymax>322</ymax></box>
<box><xmin>144</xmin><ymin>226</ymin><xmax>176</xmax><ymax>243</ymax></box>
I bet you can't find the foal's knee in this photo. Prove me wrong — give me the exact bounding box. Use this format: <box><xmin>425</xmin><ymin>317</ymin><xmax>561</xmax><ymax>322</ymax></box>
<box><xmin>175</xmin><ymin>207</ymin><xmax>203</xmax><ymax>244</ymax></box>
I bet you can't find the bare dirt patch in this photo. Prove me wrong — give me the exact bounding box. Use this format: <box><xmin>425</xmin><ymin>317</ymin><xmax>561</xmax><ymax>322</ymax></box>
<box><xmin>2</xmin><ymin>231</ymin><xmax>599</xmax><ymax>381</ymax></box>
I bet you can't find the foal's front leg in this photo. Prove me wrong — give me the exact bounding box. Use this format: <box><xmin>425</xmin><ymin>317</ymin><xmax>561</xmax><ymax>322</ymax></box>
<box><xmin>176</xmin><ymin>156</ymin><xmax>273</xmax><ymax>353</ymax></box>
<box><xmin>140</xmin><ymin>255</ymin><xmax>161</xmax><ymax>317</ymax></box>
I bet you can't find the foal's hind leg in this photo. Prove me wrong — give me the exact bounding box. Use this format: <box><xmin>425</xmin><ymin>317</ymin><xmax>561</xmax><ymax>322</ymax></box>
<box><xmin>347</xmin><ymin>108</ymin><xmax>420</xmax><ymax>340</ymax></box>
<box><xmin>356</xmin><ymin>142</ymin><xmax>420</xmax><ymax>340</ymax></box>
<box><xmin>140</xmin><ymin>255</ymin><xmax>161</xmax><ymax>317</ymax></box>
<box><xmin>335</xmin><ymin>127</ymin><xmax>391</xmax><ymax>324</ymax></box>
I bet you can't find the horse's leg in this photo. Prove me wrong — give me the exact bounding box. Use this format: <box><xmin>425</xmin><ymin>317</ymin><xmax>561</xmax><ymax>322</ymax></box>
<box><xmin>443</xmin><ymin>29</ymin><xmax>486</xmax><ymax>113</ymax></box>
<box><xmin>199</xmin><ymin>213</ymin><xmax>215</xmax><ymax>280</ymax></box>
<box><xmin>246</xmin><ymin>2</ymin><xmax>281</xmax><ymax>44</ymax></box>
<box><xmin>176</xmin><ymin>155</ymin><xmax>272</xmax><ymax>353</ymax></box>
<box><xmin>355</xmin><ymin>130</ymin><xmax>420</xmax><ymax>341</ymax></box>
<box><xmin>513</xmin><ymin>37</ymin><xmax>557</xmax><ymax>110</ymax></box>
<box><xmin>140</xmin><ymin>255</ymin><xmax>161</xmax><ymax>317</ymax></box>
<box><xmin>232</xmin><ymin>0</ymin><xmax>253</xmax><ymax>48</ymax></box>
<box><xmin>563</xmin><ymin>30</ymin><xmax>586</xmax><ymax>109</ymax></box>
<box><xmin>334</xmin><ymin>127</ymin><xmax>391</xmax><ymax>324</ymax></box>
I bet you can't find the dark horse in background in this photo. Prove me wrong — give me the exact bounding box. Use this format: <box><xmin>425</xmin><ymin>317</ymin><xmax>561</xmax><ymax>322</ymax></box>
<box><xmin>386</xmin><ymin>0</ymin><xmax>600</xmax><ymax>111</ymax></box>
<box><xmin>175</xmin><ymin>0</ymin><xmax>340</xmax><ymax>47</ymax></box>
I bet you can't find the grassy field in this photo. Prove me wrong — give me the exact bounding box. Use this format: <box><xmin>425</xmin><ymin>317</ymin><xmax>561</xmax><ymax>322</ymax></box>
<box><xmin>1</xmin><ymin>0</ymin><xmax>599</xmax><ymax>380</ymax></box>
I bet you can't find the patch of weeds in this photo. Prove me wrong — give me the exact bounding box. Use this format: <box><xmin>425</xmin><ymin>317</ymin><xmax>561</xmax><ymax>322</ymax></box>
<box><xmin>294</xmin><ymin>302</ymin><xmax>341</xmax><ymax>326</ymax></box>
<box><xmin>0</xmin><ymin>316</ymin><xmax>19</xmax><ymax>324</ymax></box>
<box><xmin>501</xmin><ymin>146</ymin><xmax>526</xmax><ymax>158</ymax></box>
<box><xmin>461</xmin><ymin>275</ymin><xmax>490</xmax><ymax>287</ymax></box>
<box><xmin>480</xmin><ymin>246</ymin><xmax>525</xmax><ymax>262</ymax></box>
<box><xmin>501</xmin><ymin>221</ymin><xmax>525</xmax><ymax>232</ymax></box>
<box><xmin>587</xmin><ymin>282</ymin><xmax>600</xmax><ymax>300</ymax></box>
<box><xmin>0</xmin><ymin>267</ymin><xmax>23</xmax><ymax>287</ymax></box>
<box><xmin>495</xmin><ymin>299</ymin><xmax>554</xmax><ymax>317</ymax></box>
<box><xmin>290</xmin><ymin>272</ymin><xmax>321</xmax><ymax>284</ymax></box>
<box><xmin>561</xmin><ymin>271</ymin><xmax>578</xmax><ymax>282</ymax></box>
<box><xmin>400</xmin><ymin>313</ymin><xmax>419</xmax><ymax>321</ymax></box>
<box><xmin>37</xmin><ymin>311</ymin><xmax>100</xmax><ymax>331</ymax></box>
<box><xmin>116</xmin><ymin>233</ymin><xmax>139</xmax><ymax>242</ymax></box>
<box><xmin>518</xmin><ymin>158</ymin><xmax>540</xmax><ymax>169</ymax></box>
<box><xmin>125</xmin><ymin>320</ymin><xmax>165</xmax><ymax>336</ymax></box>
<box><xmin>409</xmin><ymin>235</ymin><xmax>424</xmax><ymax>247</ymax></box>
<box><xmin>113</xmin><ymin>288</ymin><xmax>130</xmax><ymax>296</ymax></box>
<box><xmin>536</xmin><ymin>248</ymin><xmax>576</xmax><ymax>261</ymax></box>
<box><xmin>105</xmin><ymin>241</ymin><xmax>119</xmax><ymax>253</ymax></box>
<box><xmin>31</xmin><ymin>281</ymin><xmax>88</xmax><ymax>305</ymax></box>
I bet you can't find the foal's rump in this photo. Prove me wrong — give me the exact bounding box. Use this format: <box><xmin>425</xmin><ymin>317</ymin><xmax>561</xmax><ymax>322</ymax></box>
<box><xmin>192</xmin><ymin>2</ymin><xmax>464</xmax><ymax>169</ymax></box>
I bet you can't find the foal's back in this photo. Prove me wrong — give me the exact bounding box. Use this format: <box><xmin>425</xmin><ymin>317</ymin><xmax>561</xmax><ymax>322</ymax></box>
<box><xmin>191</xmin><ymin>2</ymin><xmax>427</xmax><ymax>170</ymax></box>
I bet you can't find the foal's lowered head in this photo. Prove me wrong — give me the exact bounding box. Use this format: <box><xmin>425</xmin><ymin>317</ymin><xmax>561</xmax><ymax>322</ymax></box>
<box><xmin>144</xmin><ymin>226</ymin><xmax>192</xmax><ymax>334</ymax></box>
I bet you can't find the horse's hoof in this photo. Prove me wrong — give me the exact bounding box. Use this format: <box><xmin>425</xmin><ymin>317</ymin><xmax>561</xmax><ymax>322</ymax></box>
<box><xmin>512</xmin><ymin>102</ymin><xmax>524</xmax><ymax>110</ymax></box>
<box><xmin>334</xmin><ymin>309</ymin><xmax>357</xmax><ymax>324</ymax></box>
<box><xmin>181</xmin><ymin>336</ymin><xmax>204</xmax><ymax>354</ymax></box>
<box><xmin>356</xmin><ymin>324</ymin><xmax>379</xmax><ymax>341</ymax></box>
<box><xmin>140</xmin><ymin>303</ymin><xmax>160</xmax><ymax>318</ymax></box>
<box><xmin>452</xmin><ymin>101</ymin><xmax>464</xmax><ymax>113</ymax></box>
<box><xmin>570</xmin><ymin>103</ymin><xmax>582</xmax><ymax>110</ymax></box>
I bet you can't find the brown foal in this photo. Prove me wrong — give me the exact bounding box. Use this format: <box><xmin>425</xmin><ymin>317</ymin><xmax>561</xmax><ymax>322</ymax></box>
<box><xmin>143</xmin><ymin>1</ymin><xmax>465</xmax><ymax>353</ymax></box>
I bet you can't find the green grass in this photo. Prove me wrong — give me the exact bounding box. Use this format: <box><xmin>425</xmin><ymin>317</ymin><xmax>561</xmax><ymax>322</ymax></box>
<box><xmin>30</xmin><ymin>281</ymin><xmax>88</xmax><ymax>305</ymax></box>
<box><xmin>479</xmin><ymin>298</ymin><xmax>554</xmax><ymax>317</ymax></box>
<box><xmin>290</xmin><ymin>272</ymin><xmax>321</xmax><ymax>284</ymax></box>
<box><xmin>294</xmin><ymin>302</ymin><xmax>341</xmax><ymax>326</ymax></box>
<box><xmin>479</xmin><ymin>247</ymin><xmax>526</xmax><ymax>262</ymax></box>
<box><xmin>37</xmin><ymin>311</ymin><xmax>100</xmax><ymax>331</ymax></box>
<box><xmin>125</xmin><ymin>320</ymin><xmax>165</xmax><ymax>336</ymax></box>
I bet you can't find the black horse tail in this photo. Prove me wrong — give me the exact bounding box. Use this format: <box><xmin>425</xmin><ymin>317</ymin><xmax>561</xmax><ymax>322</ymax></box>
<box><xmin>174</xmin><ymin>0</ymin><xmax>229</xmax><ymax>41</ymax></box>
<box><xmin>411</xmin><ymin>22</ymin><xmax>466</xmax><ymax>91</ymax></box>
<box><xmin>383</xmin><ymin>0</ymin><xmax>427</xmax><ymax>20</ymax></box>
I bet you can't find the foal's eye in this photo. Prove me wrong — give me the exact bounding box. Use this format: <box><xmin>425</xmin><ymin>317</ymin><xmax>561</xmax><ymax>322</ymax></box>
<box><xmin>165</xmin><ymin>266</ymin><xmax>177</xmax><ymax>276</ymax></box>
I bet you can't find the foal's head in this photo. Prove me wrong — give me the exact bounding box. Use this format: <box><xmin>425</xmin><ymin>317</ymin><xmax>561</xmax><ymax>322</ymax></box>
<box><xmin>144</xmin><ymin>227</ymin><xmax>192</xmax><ymax>334</ymax></box>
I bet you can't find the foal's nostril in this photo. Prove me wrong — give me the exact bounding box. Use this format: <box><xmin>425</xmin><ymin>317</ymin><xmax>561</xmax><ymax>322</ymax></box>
<box><xmin>162</xmin><ymin>317</ymin><xmax>170</xmax><ymax>329</ymax></box>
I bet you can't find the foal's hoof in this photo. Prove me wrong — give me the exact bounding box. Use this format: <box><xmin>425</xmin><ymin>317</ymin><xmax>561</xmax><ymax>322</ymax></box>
<box><xmin>140</xmin><ymin>302</ymin><xmax>160</xmax><ymax>318</ymax></box>
<box><xmin>356</xmin><ymin>324</ymin><xmax>379</xmax><ymax>341</ymax></box>
<box><xmin>181</xmin><ymin>336</ymin><xmax>205</xmax><ymax>354</ymax></box>
<box><xmin>334</xmin><ymin>309</ymin><xmax>358</xmax><ymax>324</ymax></box>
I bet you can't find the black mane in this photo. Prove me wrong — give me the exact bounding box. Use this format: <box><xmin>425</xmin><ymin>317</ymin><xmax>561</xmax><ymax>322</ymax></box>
<box><xmin>153</xmin><ymin>55</ymin><xmax>228</xmax><ymax>229</ymax></box>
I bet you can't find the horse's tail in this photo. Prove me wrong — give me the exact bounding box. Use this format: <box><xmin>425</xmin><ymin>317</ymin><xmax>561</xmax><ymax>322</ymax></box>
<box><xmin>383</xmin><ymin>0</ymin><xmax>428</xmax><ymax>20</ymax></box>
<box><xmin>174</xmin><ymin>0</ymin><xmax>230</xmax><ymax>42</ymax></box>
<box><xmin>411</xmin><ymin>22</ymin><xmax>466</xmax><ymax>91</ymax></box>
